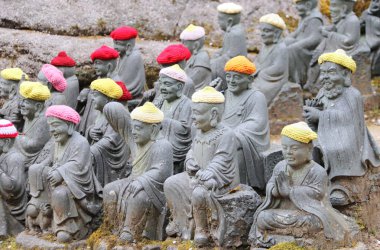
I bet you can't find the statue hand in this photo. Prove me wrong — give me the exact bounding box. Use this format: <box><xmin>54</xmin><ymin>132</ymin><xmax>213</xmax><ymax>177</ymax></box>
<box><xmin>196</xmin><ymin>169</ymin><xmax>214</xmax><ymax>181</ymax></box>
<box><xmin>78</xmin><ymin>88</ymin><xmax>90</xmax><ymax>103</ymax></box>
<box><xmin>142</xmin><ymin>89</ymin><xmax>156</xmax><ymax>103</ymax></box>
<box><xmin>303</xmin><ymin>106</ymin><xmax>321</xmax><ymax>123</ymax></box>
<box><xmin>209</xmin><ymin>77</ymin><xmax>223</xmax><ymax>91</ymax></box>
<box><xmin>48</xmin><ymin>170</ymin><xmax>63</xmax><ymax>187</ymax></box>
<box><xmin>128</xmin><ymin>180</ymin><xmax>143</xmax><ymax>197</ymax></box>
<box><xmin>186</xmin><ymin>159</ymin><xmax>200</xmax><ymax>176</ymax></box>
<box><xmin>89</xmin><ymin>127</ymin><xmax>103</xmax><ymax>141</ymax></box>
<box><xmin>275</xmin><ymin>171</ymin><xmax>290</xmax><ymax>197</ymax></box>
<box><xmin>204</xmin><ymin>179</ymin><xmax>217</xmax><ymax>190</ymax></box>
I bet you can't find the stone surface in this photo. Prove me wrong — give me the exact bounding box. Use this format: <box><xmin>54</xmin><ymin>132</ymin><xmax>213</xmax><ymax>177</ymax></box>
<box><xmin>262</xmin><ymin>143</ymin><xmax>284</xmax><ymax>183</ymax></box>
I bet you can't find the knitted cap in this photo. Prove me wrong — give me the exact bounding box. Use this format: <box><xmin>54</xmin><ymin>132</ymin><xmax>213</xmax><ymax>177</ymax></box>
<box><xmin>46</xmin><ymin>105</ymin><xmax>81</xmax><ymax>125</ymax></box>
<box><xmin>19</xmin><ymin>81</ymin><xmax>51</xmax><ymax>101</ymax></box>
<box><xmin>90</xmin><ymin>78</ymin><xmax>123</xmax><ymax>99</ymax></box>
<box><xmin>51</xmin><ymin>51</ymin><xmax>76</xmax><ymax>67</ymax></box>
<box><xmin>180</xmin><ymin>24</ymin><xmax>205</xmax><ymax>41</ymax></box>
<box><xmin>116</xmin><ymin>81</ymin><xmax>133</xmax><ymax>101</ymax></box>
<box><xmin>0</xmin><ymin>68</ymin><xmax>29</xmax><ymax>81</ymax></box>
<box><xmin>41</xmin><ymin>64</ymin><xmax>67</xmax><ymax>92</ymax></box>
<box><xmin>259</xmin><ymin>13</ymin><xmax>286</xmax><ymax>30</ymax></box>
<box><xmin>130</xmin><ymin>102</ymin><xmax>164</xmax><ymax>124</ymax></box>
<box><xmin>217</xmin><ymin>2</ymin><xmax>243</xmax><ymax>14</ymax></box>
<box><xmin>0</xmin><ymin>119</ymin><xmax>18</xmax><ymax>138</ymax></box>
<box><xmin>110</xmin><ymin>26</ymin><xmax>138</xmax><ymax>40</ymax></box>
<box><xmin>281</xmin><ymin>122</ymin><xmax>317</xmax><ymax>143</ymax></box>
<box><xmin>159</xmin><ymin>64</ymin><xmax>188</xmax><ymax>83</ymax></box>
<box><xmin>192</xmin><ymin>86</ymin><xmax>225</xmax><ymax>104</ymax></box>
<box><xmin>318</xmin><ymin>49</ymin><xmax>357</xmax><ymax>73</ymax></box>
<box><xmin>90</xmin><ymin>45</ymin><xmax>119</xmax><ymax>61</ymax></box>
<box><xmin>224</xmin><ymin>56</ymin><xmax>256</xmax><ymax>75</ymax></box>
<box><xmin>156</xmin><ymin>44</ymin><xmax>192</xmax><ymax>65</ymax></box>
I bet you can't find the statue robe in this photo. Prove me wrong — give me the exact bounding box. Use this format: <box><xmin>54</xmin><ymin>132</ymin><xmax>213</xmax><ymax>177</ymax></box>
<box><xmin>361</xmin><ymin>10</ymin><xmax>380</xmax><ymax>76</ymax></box>
<box><xmin>45</xmin><ymin>91</ymin><xmax>67</xmax><ymax>108</ymax></box>
<box><xmin>63</xmin><ymin>75</ymin><xmax>79</xmax><ymax>109</ymax></box>
<box><xmin>222</xmin><ymin>89</ymin><xmax>270</xmax><ymax>189</ymax></box>
<box><xmin>185</xmin><ymin>49</ymin><xmax>212</xmax><ymax>90</ymax></box>
<box><xmin>0</xmin><ymin>96</ymin><xmax>23</xmax><ymax>131</ymax></box>
<box><xmin>254</xmin><ymin>41</ymin><xmax>289</xmax><ymax>105</ymax></box>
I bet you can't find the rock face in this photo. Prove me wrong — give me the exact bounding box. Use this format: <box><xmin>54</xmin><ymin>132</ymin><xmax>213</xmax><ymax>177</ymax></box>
<box><xmin>15</xmin><ymin>232</ymin><xmax>87</xmax><ymax>250</ymax></box>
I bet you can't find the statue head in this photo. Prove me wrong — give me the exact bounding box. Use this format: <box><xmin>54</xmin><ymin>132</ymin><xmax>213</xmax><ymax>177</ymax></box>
<box><xmin>281</xmin><ymin>122</ymin><xmax>317</xmax><ymax>169</ymax></box>
<box><xmin>180</xmin><ymin>24</ymin><xmax>206</xmax><ymax>55</ymax></box>
<box><xmin>330</xmin><ymin>0</ymin><xmax>355</xmax><ymax>24</ymax></box>
<box><xmin>90</xmin><ymin>78</ymin><xmax>123</xmax><ymax>111</ymax></box>
<box><xmin>159</xmin><ymin>64</ymin><xmax>187</xmax><ymax>102</ymax></box>
<box><xmin>130</xmin><ymin>102</ymin><xmax>163</xmax><ymax>146</ymax></box>
<box><xmin>38</xmin><ymin>64</ymin><xmax>67</xmax><ymax>93</ymax></box>
<box><xmin>294</xmin><ymin>0</ymin><xmax>318</xmax><ymax>18</ymax></box>
<box><xmin>259</xmin><ymin>14</ymin><xmax>286</xmax><ymax>45</ymax></box>
<box><xmin>217</xmin><ymin>3</ymin><xmax>243</xmax><ymax>32</ymax></box>
<box><xmin>19</xmin><ymin>81</ymin><xmax>50</xmax><ymax>120</ymax></box>
<box><xmin>191</xmin><ymin>86</ymin><xmax>225</xmax><ymax>133</ymax></box>
<box><xmin>369</xmin><ymin>0</ymin><xmax>380</xmax><ymax>16</ymax></box>
<box><xmin>90</xmin><ymin>45</ymin><xmax>119</xmax><ymax>78</ymax></box>
<box><xmin>45</xmin><ymin>105</ymin><xmax>80</xmax><ymax>144</ymax></box>
<box><xmin>224</xmin><ymin>56</ymin><xmax>256</xmax><ymax>95</ymax></box>
<box><xmin>110</xmin><ymin>26</ymin><xmax>138</xmax><ymax>57</ymax></box>
<box><xmin>0</xmin><ymin>119</ymin><xmax>18</xmax><ymax>154</ymax></box>
<box><xmin>0</xmin><ymin>68</ymin><xmax>29</xmax><ymax>99</ymax></box>
<box><xmin>51</xmin><ymin>51</ymin><xmax>76</xmax><ymax>78</ymax></box>
<box><xmin>318</xmin><ymin>49</ymin><xmax>356</xmax><ymax>99</ymax></box>
<box><xmin>157</xmin><ymin>44</ymin><xmax>191</xmax><ymax>69</ymax></box>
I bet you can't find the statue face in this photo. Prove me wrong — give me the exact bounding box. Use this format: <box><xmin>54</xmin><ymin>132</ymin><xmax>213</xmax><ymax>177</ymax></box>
<box><xmin>330</xmin><ymin>0</ymin><xmax>346</xmax><ymax>24</ymax></box>
<box><xmin>131</xmin><ymin>120</ymin><xmax>154</xmax><ymax>146</ymax></box>
<box><xmin>259</xmin><ymin>23</ymin><xmax>281</xmax><ymax>45</ymax></box>
<box><xmin>320</xmin><ymin>62</ymin><xmax>346</xmax><ymax>99</ymax></box>
<box><xmin>296</xmin><ymin>0</ymin><xmax>311</xmax><ymax>17</ymax></box>
<box><xmin>182</xmin><ymin>40</ymin><xmax>196</xmax><ymax>54</ymax></box>
<box><xmin>113</xmin><ymin>40</ymin><xmax>128</xmax><ymax>56</ymax></box>
<box><xmin>191</xmin><ymin>102</ymin><xmax>214</xmax><ymax>132</ymax></box>
<box><xmin>218</xmin><ymin>13</ymin><xmax>229</xmax><ymax>31</ymax></box>
<box><xmin>0</xmin><ymin>80</ymin><xmax>12</xmax><ymax>99</ymax></box>
<box><xmin>37</xmin><ymin>70</ymin><xmax>49</xmax><ymax>85</ymax></box>
<box><xmin>47</xmin><ymin>117</ymin><xmax>70</xmax><ymax>144</ymax></box>
<box><xmin>281</xmin><ymin>136</ymin><xmax>312</xmax><ymax>168</ymax></box>
<box><xmin>92</xmin><ymin>90</ymin><xmax>110</xmax><ymax>111</ymax></box>
<box><xmin>370</xmin><ymin>0</ymin><xmax>380</xmax><ymax>15</ymax></box>
<box><xmin>93</xmin><ymin>59</ymin><xmax>110</xmax><ymax>77</ymax></box>
<box><xmin>159</xmin><ymin>76</ymin><xmax>183</xmax><ymax>102</ymax></box>
<box><xmin>20</xmin><ymin>99</ymin><xmax>40</xmax><ymax>118</ymax></box>
<box><xmin>226</xmin><ymin>71</ymin><xmax>251</xmax><ymax>95</ymax></box>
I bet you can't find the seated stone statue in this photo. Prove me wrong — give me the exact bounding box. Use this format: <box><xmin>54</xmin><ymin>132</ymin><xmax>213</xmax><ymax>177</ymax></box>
<box><xmin>180</xmin><ymin>24</ymin><xmax>212</xmax><ymax>91</ymax></box>
<box><xmin>110</xmin><ymin>26</ymin><xmax>146</xmax><ymax>98</ymax></box>
<box><xmin>249</xmin><ymin>122</ymin><xmax>358</xmax><ymax>248</ymax></box>
<box><xmin>38</xmin><ymin>64</ymin><xmax>67</xmax><ymax>107</ymax></box>
<box><xmin>284</xmin><ymin>0</ymin><xmax>323</xmax><ymax>86</ymax></box>
<box><xmin>303</xmin><ymin>49</ymin><xmax>380</xmax><ymax>206</ymax></box>
<box><xmin>78</xmin><ymin>45</ymin><xmax>119</xmax><ymax>135</ymax></box>
<box><xmin>158</xmin><ymin>64</ymin><xmax>192</xmax><ymax>174</ymax></box>
<box><xmin>51</xmin><ymin>51</ymin><xmax>79</xmax><ymax>108</ymax></box>
<box><xmin>0</xmin><ymin>120</ymin><xmax>27</xmax><ymax>237</ymax></box>
<box><xmin>211</xmin><ymin>2</ymin><xmax>247</xmax><ymax>87</ymax></box>
<box><xmin>164</xmin><ymin>87</ymin><xmax>239</xmax><ymax>247</ymax></box>
<box><xmin>88</xmin><ymin>78</ymin><xmax>130</xmax><ymax>186</ymax></box>
<box><xmin>26</xmin><ymin>105</ymin><xmax>102</xmax><ymax>243</ymax></box>
<box><xmin>254</xmin><ymin>13</ymin><xmax>289</xmax><ymax>105</ymax></box>
<box><xmin>102</xmin><ymin>101</ymin><xmax>173</xmax><ymax>242</ymax></box>
<box><xmin>222</xmin><ymin>56</ymin><xmax>270</xmax><ymax>190</ymax></box>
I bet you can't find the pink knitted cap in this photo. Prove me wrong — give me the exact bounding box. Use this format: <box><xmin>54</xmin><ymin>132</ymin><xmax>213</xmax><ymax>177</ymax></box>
<box><xmin>41</xmin><ymin>64</ymin><xmax>67</xmax><ymax>92</ymax></box>
<box><xmin>0</xmin><ymin>119</ymin><xmax>18</xmax><ymax>138</ymax></box>
<box><xmin>159</xmin><ymin>64</ymin><xmax>188</xmax><ymax>83</ymax></box>
<box><xmin>45</xmin><ymin>105</ymin><xmax>81</xmax><ymax>125</ymax></box>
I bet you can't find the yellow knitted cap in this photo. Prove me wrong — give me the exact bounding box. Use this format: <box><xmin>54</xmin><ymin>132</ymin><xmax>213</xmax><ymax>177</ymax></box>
<box><xmin>130</xmin><ymin>102</ymin><xmax>164</xmax><ymax>123</ymax></box>
<box><xmin>318</xmin><ymin>49</ymin><xmax>357</xmax><ymax>73</ymax></box>
<box><xmin>217</xmin><ymin>2</ymin><xmax>243</xmax><ymax>14</ymax></box>
<box><xmin>259</xmin><ymin>13</ymin><xmax>286</xmax><ymax>30</ymax></box>
<box><xmin>281</xmin><ymin>122</ymin><xmax>317</xmax><ymax>144</ymax></box>
<box><xmin>19</xmin><ymin>81</ymin><xmax>51</xmax><ymax>101</ymax></box>
<box><xmin>90</xmin><ymin>78</ymin><xmax>123</xmax><ymax>99</ymax></box>
<box><xmin>192</xmin><ymin>86</ymin><xmax>225</xmax><ymax>104</ymax></box>
<box><xmin>0</xmin><ymin>68</ymin><xmax>29</xmax><ymax>81</ymax></box>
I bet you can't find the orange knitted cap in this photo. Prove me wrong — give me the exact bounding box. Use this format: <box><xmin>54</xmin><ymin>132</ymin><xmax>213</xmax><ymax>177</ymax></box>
<box><xmin>224</xmin><ymin>56</ymin><xmax>256</xmax><ymax>75</ymax></box>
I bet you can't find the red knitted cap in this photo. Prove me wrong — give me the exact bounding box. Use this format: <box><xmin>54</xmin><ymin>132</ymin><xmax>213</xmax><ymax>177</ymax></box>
<box><xmin>51</xmin><ymin>51</ymin><xmax>76</xmax><ymax>67</ymax></box>
<box><xmin>116</xmin><ymin>81</ymin><xmax>132</xmax><ymax>101</ymax></box>
<box><xmin>90</xmin><ymin>45</ymin><xmax>119</xmax><ymax>61</ymax></box>
<box><xmin>156</xmin><ymin>44</ymin><xmax>191</xmax><ymax>65</ymax></box>
<box><xmin>110</xmin><ymin>26</ymin><xmax>138</xmax><ymax>40</ymax></box>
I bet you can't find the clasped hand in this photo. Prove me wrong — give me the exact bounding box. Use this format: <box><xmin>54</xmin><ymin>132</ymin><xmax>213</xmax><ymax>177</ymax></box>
<box><xmin>128</xmin><ymin>180</ymin><xmax>143</xmax><ymax>197</ymax></box>
<box><xmin>275</xmin><ymin>171</ymin><xmax>291</xmax><ymax>197</ymax></box>
<box><xmin>48</xmin><ymin>170</ymin><xmax>63</xmax><ymax>187</ymax></box>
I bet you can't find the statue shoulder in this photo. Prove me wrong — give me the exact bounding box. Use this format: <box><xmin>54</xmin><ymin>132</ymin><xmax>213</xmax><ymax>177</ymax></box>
<box><xmin>230</xmin><ymin>24</ymin><xmax>246</xmax><ymax>36</ymax></box>
<box><xmin>153</xmin><ymin>138</ymin><xmax>173</xmax><ymax>153</ymax></box>
<box><xmin>72</xmin><ymin>132</ymin><xmax>91</xmax><ymax>148</ymax></box>
<box><xmin>346</xmin><ymin>12</ymin><xmax>360</xmax><ymax>24</ymax></box>
<box><xmin>249</xmin><ymin>89</ymin><xmax>267</xmax><ymax>103</ymax></box>
<box><xmin>272</xmin><ymin>160</ymin><xmax>287</xmax><ymax>173</ymax></box>
<box><xmin>309</xmin><ymin>161</ymin><xmax>328</xmax><ymax>179</ymax></box>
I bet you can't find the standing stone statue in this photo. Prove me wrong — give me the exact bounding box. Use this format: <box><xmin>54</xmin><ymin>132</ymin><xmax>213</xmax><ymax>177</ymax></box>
<box><xmin>254</xmin><ymin>13</ymin><xmax>289</xmax><ymax>105</ymax></box>
<box><xmin>77</xmin><ymin>45</ymin><xmax>119</xmax><ymax>135</ymax></box>
<box><xmin>0</xmin><ymin>120</ymin><xmax>27</xmax><ymax>237</ymax></box>
<box><xmin>303</xmin><ymin>49</ymin><xmax>380</xmax><ymax>206</ymax></box>
<box><xmin>222</xmin><ymin>56</ymin><xmax>270</xmax><ymax>190</ymax></box>
<box><xmin>110</xmin><ymin>26</ymin><xmax>146</xmax><ymax>98</ymax></box>
<box><xmin>249</xmin><ymin>122</ymin><xmax>358</xmax><ymax>248</ymax></box>
<box><xmin>180</xmin><ymin>24</ymin><xmax>212</xmax><ymax>91</ymax></box>
<box><xmin>38</xmin><ymin>64</ymin><xmax>67</xmax><ymax>107</ymax></box>
<box><xmin>102</xmin><ymin>102</ymin><xmax>173</xmax><ymax>242</ymax></box>
<box><xmin>211</xmin><ymin>2</ymin><xmax>247</xmax><ymax>86</ymax></box>
<box><xmin>88</xmin><ymin>78</ymin><xmax>129</xmax><ymax>186</ymax></box>
<box><xmin>284</xmin><ymin>0</ymin><xmax>323</xmax><ymax>86</ymax></box>
<box><xmin>164</xmin><ymin>87</ymin><xmax>238</xmax><ymax>247</ymax></box>
<box><xmin>51</xmin><ymin>51</ymin><xmax>79</xmax><ymax>108</ymax></box>
<box><xmin>26</xmin><ymin>105</ymin><xmax>102</xmax><ymax>243</ymax></box>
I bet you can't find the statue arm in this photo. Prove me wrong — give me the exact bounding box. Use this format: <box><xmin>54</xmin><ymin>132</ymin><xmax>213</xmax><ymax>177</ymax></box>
<box><xmin>0</xmin><ymin>154</ymin><xmax>25</xmax><ymax>196</ymax></box>
<box><xmin>17</xmin><ymin>121</ymin><xmax>50</xmax><ymax>154</ymax></box>
<box><xmin>290</xmin><ymin>166</ymin><xmax>327</xmax><ymax>201</ymax></box>
<box><xmin>187</xmin><ymin>66</ymin><xmax>211</xmax><ymax>86</ymax></box>
<box><xmin>327</xmin><ymin>19</ymin><xmax>360</xmax><ymax>49</ymax></box>
<box><xmin>288</xmin><ymin>19</ymin><xmax>323</xmax><ymax>50</ymax></box>
<box><xmin>259</xmin><ymin>46</ymin><xmax>288</xmax><ymax>78</ymax></box>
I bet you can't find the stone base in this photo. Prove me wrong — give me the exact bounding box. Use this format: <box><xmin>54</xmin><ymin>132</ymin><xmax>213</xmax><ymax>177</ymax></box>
<box><xmin>15</xmin><ymin>231</ymin><xmax>87</xmax><ymax>250</ymax></box>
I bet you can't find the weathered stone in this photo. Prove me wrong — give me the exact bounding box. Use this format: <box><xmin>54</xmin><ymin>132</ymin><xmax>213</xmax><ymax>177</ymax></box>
<box><xmin>262</xmin><ymin>144</ymin><xmax>284</xmax><ymax>183</ymax></box>
<box><xmin>142</xmin><ymin>245</ymin><xmax>161</xmax><ymax>250</ymax></box>
<box><xmin>15</xmin><ymin>232</ymin><xmax>88</xmax><ymax>250</ymax></box>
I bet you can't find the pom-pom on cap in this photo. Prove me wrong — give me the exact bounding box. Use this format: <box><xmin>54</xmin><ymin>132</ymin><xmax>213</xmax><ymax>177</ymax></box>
<box><xmin>180</xmin><ymin>24</ymin><xmax>206</xmax><ymax>41</ymax></box>
<box><xmin>110</xmin><ymin>26</ymin><xmax>138</xmax><ymax>40</ymax></box>
<box><xmin>90</xmin><ymin>78</ymin><xmax>123</xmax><ymax>99</ymax></box>
<box><xmin>156</xmin><ymin>44</ymin><xmax>191</xmax><ymax>65</ymax></box>
<box><xmin>90</xmin><ymin>45</ymin><xmax>119</xmax><ymax>61</ymax></box>
<box><xmin>41</xmin><ymin>64</ymin><xmax>67</xmax><ymax>92</ymax></box>
<box><xmin>259</xmin><ymin>13</ymin><xmax>286</xmax><ymax>30</ymax></box>
<box><xmin>19</xmin><ymin>81</ymin><xmax>51</xmax><ymax>101</ymax></box>
<box><xmin>192</xmin><ymin>86</ymin><xmax>225</xmax><ymax>104</ymax></box>
<box><xmin>131</xmin><ymin>102</ymin><xmax>164</xmax><ymax>124</ymax></box>
<box><xmin>217</xmin><ymin>2</ymin><xmax>243</xmax><ymax>14</ymax></box>
<box><xmin>116</xmin><ymin>81</ymin><xmax>133</xmax><ymax>101</ymax></box>
<box><xmin>0</xmin><ymin>68</ymin><xmax>29</xmax><ymax>81</ymax></box>
<box><xmin>0</xmin><ymin>119</ymin><xmax>18</xmax><ymax>138</ymax></box>
<box><xmin>46</xmin><ymin>105</ymin><xmax>81</xmax><ymax>125</ymax></box>
<box><xmin>159</xmin><ymin>64</ymin><xmax>188</xmax><ymax>83</ymax></box>
<box><xmin>318</xmin><ymin>49</ymin><xmax>357</xmax><ymax>73</ymax></box>
<box><xmin>50</xmin><ymin>51</ymin><xmax>76</xmax><ymax>67</ymax></box>
<box><xmin>281</xmin><ymin>122</ymin><xmax>317</xmax><ymax>144</ymax></box>
<box><xmin>224</xmin><ymin>56</ymin><xmax>256</xmax><ymax>75</ymax></box>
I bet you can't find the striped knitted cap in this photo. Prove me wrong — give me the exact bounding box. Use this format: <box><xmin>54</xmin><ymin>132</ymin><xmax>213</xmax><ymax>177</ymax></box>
<box><xmin>0</xmin><ymin>119</ymin><xmax>18</xmax><ymax>138</ymax></box>
<box><xmin>281</xmin><ymin>122</ymin><xmax>317</xmax><ymax>143</ymax></box>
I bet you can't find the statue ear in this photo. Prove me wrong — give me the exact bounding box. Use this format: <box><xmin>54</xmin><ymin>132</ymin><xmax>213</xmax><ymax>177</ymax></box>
<box><xmin>35</xmin><ymin>102</ymin><xmax>44</xmax><ymax>113</ymax></box>
<box><xmin>176</xmin><ymin>83</ymin><xmax>184</xmax><ymax>97</ymax></box>
<box><xmin>210</xmin><ymin>107</ymin><xmax>219</xmax><ymax>127</ymax></box>
<box><xmin>193</xmin><ymin>41</ymin><xmax>200</xmax><ymax>54</ymax></box>
<box><xmin>248</xmin><ymin>75</ymin><xmax>254</xmax><ymax>82</ymax></box>
<box><xmin>227</xmin><ymin>17</ymin><xmax>234</xmax><ymax>32</ymax></box>
<box><xmin>150</xmin><ymin>123</ymin><xmax>160</xmax><ymax>140</ymax></box>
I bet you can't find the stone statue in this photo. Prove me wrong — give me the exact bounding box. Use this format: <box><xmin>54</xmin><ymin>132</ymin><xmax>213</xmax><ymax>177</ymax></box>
<box><xmin>254</xmin><ymin>14</ymin><xmax>289</xmax><ymax>105</ymax></box>
<box><xmin>0</xmin><ymin>120</ymin><xmax>27</xmax><ymax>237</ymax></box>
<box><xmin>164</xmin><ymin>87</ymin><xmax>239</xmax><ymax>247</ymax></box>
<box><xmin>303</xmin><ymin>50</ymin><xmax>380</xmax><ymax>206</ymax></box>
<box><xmin>110</xmin><ymin>26</ymin><xmax>146</xmax><ymax>98</ymax></box>
<box><xmin>51</xmin><ymin>51</ymin><xmax>80</xmax><ymax>109</ymax></box>
<box><xmin>77</xmin><ymin>45</ymin><xmax>119</xmax><ymax>135</ymax></box>
<box><xmin>222</xmin><ymin>56</ymin><xmax>270</xmax><ymax>190</ymax></box>
<box><xmin>102</xmin><ymin>101</ymin><xmax>173</xmax><ymax>242</ymax></box>
<box><xmin>26</xmin><ymin>105</ymin><xmax>102</xmax><ymax>243</ymax></box>
<box><xmin>38</xmin><ymin>64</ymin><xmax>67</xmax><ymax>107</ymax></box>
<box><xmin>284</xmin><ymin>0</ymin><xmax>323</xmax><ymax>86</ymax></box>
<box><xmin>180</xmin><ymin>24</ymin><xmax>212</xmax><ymax>91</ymax></box>
<box><xmin>249</xmin><ymin>122</ymin><xmax>358</xmax><ymax>248</ymax></box>
<box><xmin>211</xmin><ymin>2</ymin><xmax>247</xmax><ymax>86</ymax></box>
<box><xmin>157</xmin><ymin>64</ymin><xmax>192</xmax><ymax>174</ymax></box>
<box><xmin>361</xmin><ymin>0</ymin><xmax>380</xmax><ymax>77</ymax></box>
<box><xmin>88</xmin><ymin>78</ymin><xmax>130</xmax><ymax>186</ymax></box>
